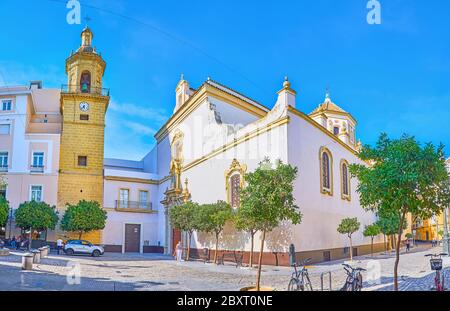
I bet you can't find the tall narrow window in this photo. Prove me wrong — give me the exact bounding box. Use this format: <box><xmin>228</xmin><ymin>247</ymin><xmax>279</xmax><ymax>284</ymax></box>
<box><xmin>119</xmin><ymin>189</ymin><xmax>129</xmax><ymax>208</ymax></box>
<box><xmin>341</xmin><ymin>160</ymin><xmax>351</xmax><ymax>201</ymax></box>
<box><xmin>0</xmin><ymin>184</ymin><xmax>6</xmax><ymax>198</ymax></box>
<box><xmin>1</xmin><ymin>100</ymin><xmax>12</xmax><ymax>111</ymax></box>
<box><xmin>139</xmin><ymin>190</ymin><xmax>149</xmax><ymax>208</ymax></box>
<box><xmin>32</xmin><ymin>152</ymin><xmax>44</xmax><ymax>168</ymax></box>
<box><xmin>230</xmin><ymin>174</ymin><xmax>241</xmax><ymax>209</ymax></box>
<box><xmin>30</xmin><ymin>185</ymin><xmax>43</xmax><ymax>202</ymax></box>
<box><xmin>225</xmin><ymin>159</ymin><xmax>247</xmax><ymax>209</ymax></box>
<box><xmin>0</xmin><ymin>152</ymin><xmax>8</xmax><ymax>172</ymax></box>
<box><xmin>319</xmin><ymin>147</ymin><xmax>333</xmax><ymax>195</ymax></box>
<box><xmin>80</xmin><ymin>71</ymin><xmax>91</xmax><ymax>93</ymax></box>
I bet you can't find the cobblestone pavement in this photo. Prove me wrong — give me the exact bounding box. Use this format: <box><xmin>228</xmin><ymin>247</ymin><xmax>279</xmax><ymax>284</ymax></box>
<box><xmin>0</xmin><ymin>244</ymin><xmax>447</xmax><ymax>291</ymax></box>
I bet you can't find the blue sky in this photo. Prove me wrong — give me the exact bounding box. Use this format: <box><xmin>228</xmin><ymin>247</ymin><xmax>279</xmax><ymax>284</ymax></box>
<box><xmin>1</xmin><ymin>0</ymin><xmax>449</xmax><ymax>160</ymax></box>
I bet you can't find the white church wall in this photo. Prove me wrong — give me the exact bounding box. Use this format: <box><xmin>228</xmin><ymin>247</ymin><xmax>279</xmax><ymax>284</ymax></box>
<box><xmin>286</xmin><ymin>111</ymin><xmax>383</xmax><ymax>253</ymax></box>
<box><xmin>180</xmin><ymin>122</ymin><xmax>289</xmax><ymax>253</ymax></box>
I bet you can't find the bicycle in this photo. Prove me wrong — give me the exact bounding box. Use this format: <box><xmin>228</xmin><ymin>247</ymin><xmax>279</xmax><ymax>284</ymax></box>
<box><xmin>340</xmin><ymin>263</ymin><xmax>366</xmax><ymax>291</ymax></box>
<box><xmin>425</xmin><ymin>253</ymin><xmax>447</xmax><ymax>291</ymax></box>
<box><xmin>288</xmin><ymin>258</ymin><xmax>313</xmax><ymax>291</ymax></box>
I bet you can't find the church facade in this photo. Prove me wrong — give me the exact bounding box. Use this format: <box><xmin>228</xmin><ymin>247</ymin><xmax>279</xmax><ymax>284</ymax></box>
<box><xmin>1</xmin><ymin>29</ymin><xmax>393</xmax><ymax>264</ymax></box>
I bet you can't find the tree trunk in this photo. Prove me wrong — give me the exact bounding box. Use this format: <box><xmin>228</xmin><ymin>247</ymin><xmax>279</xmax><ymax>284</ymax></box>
<box><xmin>371</xmin><ymin>237</ymin><xmax>374</xmax><ymax>257</ymax></box>
<box><xmin>256</xmin><ymin>230</ymin><xmax>266</xmax><ymax>291</ymax></box>
<box><xmin>383</xmin><ymin>234</ymin><xmax>387</xmax><ymax>253</ymax></box>
<box><xmin>79</xmin><ymin>231</ymin><xmax>83</xmax><ymax>240</ymax></box>
<box><xmin>393</xmin><ymin>209</ymin><xmax>407</xmax><ymax>291</ymax></box>
<box><xmin>186</xmin><ymin>231</ymin><xmax>192</xmax><ymax>261</ymax></box>
<box><xmin>28</xmin><ymin>227</ymin><xmax>32</xmax><ymax>251</ymax></box>
<box><xmin>213</xmin><ymin>232</ymin><xmax>219</xmax><ymax>264</ymax></box>
<box><xmin>349</xmin><ymin>235</ymin><xmax>353</xmax><ymax>261</ymax></box>
<box><xmin>249</xmin><ymin>232</ymin><xmax>254</xmax><ymax>268</ymax></box>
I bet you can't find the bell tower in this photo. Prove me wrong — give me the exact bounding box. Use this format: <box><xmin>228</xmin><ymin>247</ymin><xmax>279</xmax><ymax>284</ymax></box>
<box><xmin>57</xmin><ymin>27</ymin><xmax>109</xmax><ymax>243</ymax></box>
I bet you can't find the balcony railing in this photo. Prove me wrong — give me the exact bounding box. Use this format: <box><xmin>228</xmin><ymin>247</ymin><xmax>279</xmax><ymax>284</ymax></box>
<box><xmin>30</xmin><ymin>165</ymin><xmax>44</xmax><ymax>173</ymax></box>
<box><xmin>61</xmin><ymin>84</ymin><xmax>110</xmax><ymax>97</ymax></box>
<box><xmin>115</xmin><ymin>200</ymin><xmax>153</xmax><ymax>212</ymax></box>
<box><xmin>0</xmin><ymin>165</ymin><xmax>8</xmax><ymax>172</ymax></box>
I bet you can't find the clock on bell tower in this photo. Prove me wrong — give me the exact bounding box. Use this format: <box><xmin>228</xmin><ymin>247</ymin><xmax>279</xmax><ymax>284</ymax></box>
<box><xmin>57</xmin><ymin>27</ymin><xmax>109</xmax><ymax>243</ymax></box>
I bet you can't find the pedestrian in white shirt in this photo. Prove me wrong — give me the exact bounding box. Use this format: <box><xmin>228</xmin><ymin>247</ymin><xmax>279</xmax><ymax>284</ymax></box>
<box><xmin>56</xmin><ymin>238</ymin><xmax>63</xmax><ymax>255</ymax></box>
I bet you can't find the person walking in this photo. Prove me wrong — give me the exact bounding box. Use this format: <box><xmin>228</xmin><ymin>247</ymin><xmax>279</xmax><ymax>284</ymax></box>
<box><xmin>16</xmin><ymin>236</ymin><xmax>21</xmax><ymax>250</ymax></box>
<box><xmin>10</xmin><ymin>236</ymin><xmax>16</xmax><ymax>249</ymax></box>
<box><xmin>56</xmin><ymin>238</ymin><xmax>63</xmax><ymax>255</ymax></box>
<box><xmin>173</xmin><ymin>241</ymin><xmax>183</xmax><ymax>262</ymax></box>
<box><xmin>406</xmin><ymin>239</ymin><xmax>411</xmax><ymax>252</ymax></box>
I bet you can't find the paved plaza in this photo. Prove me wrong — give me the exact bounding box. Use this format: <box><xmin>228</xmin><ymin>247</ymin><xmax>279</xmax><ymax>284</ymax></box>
<box><xmin>0</xmin><ymin>243</ymin><xmax>448</xmax><ymax>291</ymax></box>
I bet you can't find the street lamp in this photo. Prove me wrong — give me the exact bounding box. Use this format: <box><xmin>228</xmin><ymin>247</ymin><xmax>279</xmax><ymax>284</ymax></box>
<box><xmin>443</xmin><ymin>208</ymin><xmax>450</xmax><ymax>254</ymax></box>
<box><xmin>444</xmin><ymin>176</ymin><xmax>450</xmax><ymax>255</ymax></box>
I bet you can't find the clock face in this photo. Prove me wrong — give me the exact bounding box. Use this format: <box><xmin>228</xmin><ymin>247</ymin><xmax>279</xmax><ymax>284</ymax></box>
<box><xmin>79</xmin><ymin>102</ymin><xmax>90</xmax><ymax>112</ymax></box>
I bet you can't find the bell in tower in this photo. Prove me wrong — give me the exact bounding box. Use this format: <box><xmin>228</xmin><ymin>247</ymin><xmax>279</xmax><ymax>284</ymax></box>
<box><xmin>64</xmin><ymin>27</ymin><xmax>107</xmax><ymax>96</ymax></box>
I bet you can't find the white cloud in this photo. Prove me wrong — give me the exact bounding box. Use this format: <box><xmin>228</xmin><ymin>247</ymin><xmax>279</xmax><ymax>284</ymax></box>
<box><xmin>109</xmin><ymin>98</ymin><xmax>169</xmax><ymax>124</ymax></box>
<box><xmin>0</xmin><ymin>61</ymin><xmax>65</xmax><ymax>88</ymax></box>
<box><xmin>122</xmin><ymin>120</ymin><xmax>157</xmax><ymax>136</ymax></box>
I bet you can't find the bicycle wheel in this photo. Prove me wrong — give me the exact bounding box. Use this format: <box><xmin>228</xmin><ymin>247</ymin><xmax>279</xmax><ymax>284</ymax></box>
<box><xmin>353</xmin><ymin>273</ymin><xmax>363</xmax><ymax>291</ymax></box>
<box><xmin>303</xmin><ymin>273</ymin><xmax>313</xmax><ymax>291</ymax></box>
<box><xmin>288</xmin><ymin>278</ymin><xmax>301</xmax><ymax>291</ymax></box>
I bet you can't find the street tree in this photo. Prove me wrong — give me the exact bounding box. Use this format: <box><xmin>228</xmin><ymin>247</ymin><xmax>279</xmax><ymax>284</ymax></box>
<box><xmin>195</xmin><ymin>201</ymin><xmax>233</xmax><ymax>264</ymax></box>
<box><xmin>60</xmin><ymin>200</ymin><xmax>107</xmax><ymax>240</ymax></box>
<box><xmin>234</xmin><ymin>204</ymin><xmax>259</xmax><ymax>267</ymax></box>
<box><xmin>240</xmin><ymin>158</ymin><xmax>302</xmax><ymax>291</ymax></box>
<box><xmin>14</xmin><ymin>201</ymin><xmax>58</xmax><ymax>250</ymax></box>
<box><xmin>363</xmin><ymin>223</ymin><xmax>381</xmax><ymax>257</ymax></box>
<box><xmin>169</xmin><ymin>201</ymin><xmax>199</xmax><ymax>260</ymax></box>
<box><xmin>350</xmin><ymin>133</ymin><xmax>450</xmax><ymax>290</ymax></box>
<box><xmin>337</xmin><ymin>217</ymin><xmax>361</xmax><ymax>261</ymax></box>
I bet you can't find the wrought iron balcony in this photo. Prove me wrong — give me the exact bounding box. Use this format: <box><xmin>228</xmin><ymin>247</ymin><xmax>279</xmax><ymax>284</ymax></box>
<box><xmin>30</xmin><ymin>165</ymin><xmax>44</xmax><ymax>173</ymax></box>
<box><xmin>0</xmin><ymin>165</ymin><xmax>8</xmax><ymax>172</ymax></box>
<box><xmin>61</xmin><ymin>84</ymin><xmax>110</xmax><ymax>97</ymax></box>
<box><xmin>115</xmin><ymin>200</ymin><xmax>154</xmax><ymax>212</ymax></box>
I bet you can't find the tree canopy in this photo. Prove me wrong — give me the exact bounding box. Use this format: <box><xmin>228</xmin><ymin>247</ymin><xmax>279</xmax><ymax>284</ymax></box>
<box><xmin>240</xmin><ymin>159</ymin><xmax>302</xmax><ymax>232</ymax></box>
<box><xmin>337</xmin><ymin>218</ymin><xmax>361</xmax><ymax>237</ymax></box>
<box><xmin>0</xmin><ymin>196</ymin><xmax>9</xmax><ymax>226</ymax></box>
<box><xmin>349</xmin><ymin>133</ymin><xmax>450</xmax><ymax>290</ymax></box>
<box><xmin>363</xmin><ymin>224</ymin><xmax>381</xmax><ymax>238</ymax></box>
<box><xmin>60</xmin><ymin>200</ymin><xmax>107</xmax><ymax>239</ymax></box>
<box><xmin>14</xmin><ymin>201</ymin><xmax>58</xmax><ymax>231</ymax></box>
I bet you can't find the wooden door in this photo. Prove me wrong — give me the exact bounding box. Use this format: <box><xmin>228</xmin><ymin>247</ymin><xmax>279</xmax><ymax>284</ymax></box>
<box><xmin>125</xmin><ymin>224</ymin><xmax>141</xmax><ymax>253</ymax></box>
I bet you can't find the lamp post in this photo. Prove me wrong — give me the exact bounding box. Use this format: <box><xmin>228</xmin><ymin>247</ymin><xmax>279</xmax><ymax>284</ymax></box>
<box><xmin>443</xmin><ymin>207</ymin><xmax>450</xmax><ymax>255</ymax></box>
<box><xmin>444</xmin><ymin>176</ymin><xmax>450</xmax><ymax>255</ymax></box>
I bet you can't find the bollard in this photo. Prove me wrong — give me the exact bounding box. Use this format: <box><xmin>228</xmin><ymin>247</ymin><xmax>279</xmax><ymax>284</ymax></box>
<box><xmin>38</xmin><ymin>247</ymin><xmax>46</xmax><ymax>259</ymax></box>
<box><xmin>31</xmin><ymin>249</ymin><xmax>41</xmax><ymax>264</ymax></box>
<box><xmin>22</xmin><ymin>253</ymin><xmax>34</xmax><ymax>270</ymax></box>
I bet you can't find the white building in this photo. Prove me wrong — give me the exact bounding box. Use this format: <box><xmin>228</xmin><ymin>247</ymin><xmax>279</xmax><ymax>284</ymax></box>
<box><xmin>0</xmin><ymin>82</ymin><xmax>61</xmax><ymax>242</ymax></box>
<box><xmin>104</xmin><ymin>76</ymin><xmax>383</xmax><ymax>264</ymax></box>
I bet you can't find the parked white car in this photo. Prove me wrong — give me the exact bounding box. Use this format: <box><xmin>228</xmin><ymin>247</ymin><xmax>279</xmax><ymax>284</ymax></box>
<box><xmin>64</xmin><ymin>240</ymin><xmax>104</xmax><ymax>257</ymax></box>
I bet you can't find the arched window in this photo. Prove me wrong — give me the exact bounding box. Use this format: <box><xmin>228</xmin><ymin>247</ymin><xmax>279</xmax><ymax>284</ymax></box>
<box><xmin>319</xmin><ymin>147</ymin><xmax>333</xmax><ymax>195</ymax></box>
<box><xmin>225</xmin><ymin>159</ymin><xmax>247</xmax><ymax>209</ymax></box>
<box><xmin>341</xmin><ymin>160</ymin><xmax>351</xmax><ymax>201</ymax></box>
<box><xmin>80</xmin><ymin>71</ymin><xmax>91</xmax><ymax>93</ymax></box>
<box><xmin>230</xmin><ymin>174</ymin><xmax>241</xmax><ymax>209</ymax></box>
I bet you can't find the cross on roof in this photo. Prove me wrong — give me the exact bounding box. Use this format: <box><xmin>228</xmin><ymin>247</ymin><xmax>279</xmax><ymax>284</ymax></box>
<box><xmin>84</xmin><ymin>16</ymin><xmax>91</xmax><ymax>27</ymax></box>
